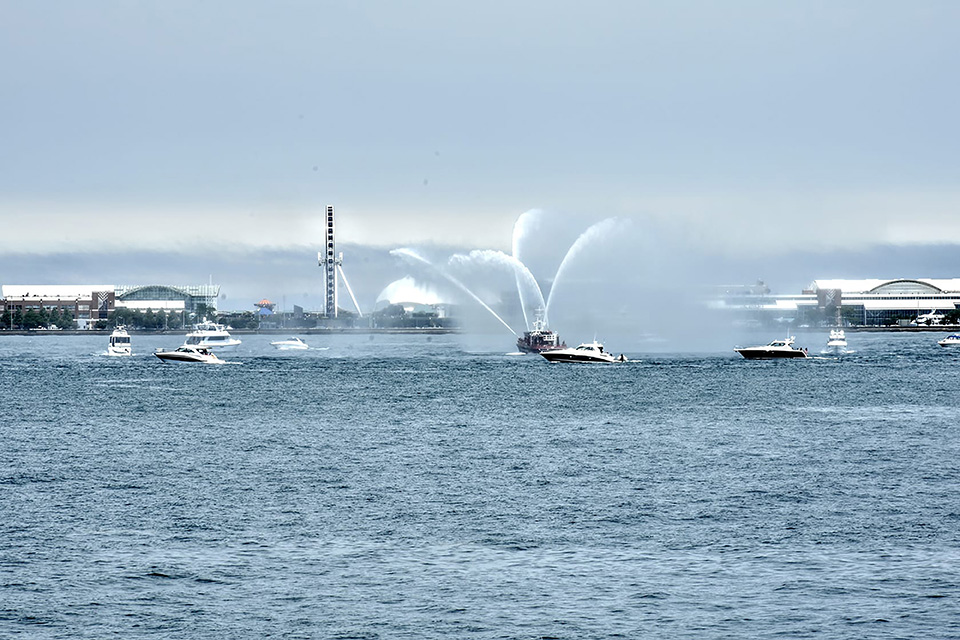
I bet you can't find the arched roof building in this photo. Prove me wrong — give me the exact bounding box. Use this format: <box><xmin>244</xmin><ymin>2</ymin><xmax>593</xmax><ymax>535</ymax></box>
<box><xmin>719</xmin><ymin>278</ymin><xmax>960</xmax><ymax>326</ymax></box>
<box><xmin>2</xmin><ymin>283</ymin><xmax>220</xmax><ymax>328</ymax></box>
<box><xmin>115</xmin><ymin>284</ymin><xmax>219</xmax><ymax>312</ymax></box>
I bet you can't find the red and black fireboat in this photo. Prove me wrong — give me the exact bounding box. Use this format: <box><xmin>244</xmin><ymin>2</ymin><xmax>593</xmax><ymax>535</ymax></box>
<box><xmin>516</xmin><ymin>316</ymin><xmax>566</xmax><ymax>354</ymax></box>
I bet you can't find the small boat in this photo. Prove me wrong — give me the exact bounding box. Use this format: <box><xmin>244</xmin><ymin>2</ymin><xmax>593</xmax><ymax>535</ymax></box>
<box><xmin>154</xmin><ymin>345</ymin><xmax>225</xmax><ymax>364</ymax></box>
<box><xmin>826</xmin><ymin>329</ymin><xmax>847</xmax><ymax>349</ymax></box>
<box><xmin>938</xmin><ymin>334</ymin><xmax>960</xmax><ymax>347</ymax></box>
<box><xmin>184</xmin><ymin>320</ymin><xmax>241</xmax><ymax>350</ymax></box>
<box><xmin>540</xmin><ymin>341</ymin><xmax>626</xmax><ymax>363</ymax></box>
<box><xmin>107</xmin><ymin>326</ymin><xmax>132</xmax><ymax>356</ymax></box>
<box><xmin>912</xmin><ymin>309</ymin><xmax>945</xmax><ymax>326</ymax></box>
<box><xmin>735</xmin><ymin>337</ymin><xmax>808</xmax><ymax>359</ymax></box>
<box><xmin>270</xmin><ymin>336</ymin><xmax>309</xmax><ymax>350</ymax></box>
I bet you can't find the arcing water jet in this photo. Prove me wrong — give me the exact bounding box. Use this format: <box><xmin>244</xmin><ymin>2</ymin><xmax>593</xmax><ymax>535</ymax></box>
<box><xmin>447</xmin><ymin>249</ymin><xmax>545</xmax><ymax>331</ymax></box>
<box><xmin>510</xmin><ymin>209</ymin><xmax>547</xmax><ymax>330</ymax></box>
<box><xmin>543</xmin><ymin>217</ymin><xmax>626</xmax><ymax>327</ymax></box>
<box><xmin>390</xmin><ymin>248</ymin><xmax>518</xmax><ymax>336</ymax></box>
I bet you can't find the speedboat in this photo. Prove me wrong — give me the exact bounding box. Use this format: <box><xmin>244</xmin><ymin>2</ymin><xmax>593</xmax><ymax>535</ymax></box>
<box><xmin>270</xmin><ymin>336</ymin><xmax>309</xmax><ymax>350</ymax></box>
<box><xmin>184</xmin><ymin>320</ymin><xmax>241</xmax><ymax>350</ymax></box>
<box><xmin>107</xmin><ymin>326</ymin><xmax>132</xmax><ymax>356</ymax></box>
<box><xmin>540</xmin><ymin>341</ymin><xmax>626</xmax><ymax>363</ymax></box>
<box><xmin>826</xmin><ymin>329</ymin><xmax>847</xmax><ymax>348</ymax></box>
<box><xmin>938</xmin><ymin>334</ymin><xmax>960</xmax><ymax>347</ymax></box>
<box><xmin>154</xmin><ymin>345</ymin><xmax>225</xmax><ymax>364</ymax></box>
<box><xmin>735</xmin><ymin>337</ymin><xmax>809</xmax><ymax>359</ymax></box>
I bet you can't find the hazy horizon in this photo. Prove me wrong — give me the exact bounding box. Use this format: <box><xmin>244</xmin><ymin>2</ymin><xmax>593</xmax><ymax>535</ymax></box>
<box><xmin>3</xmin><ymin>2</ymin><xmax>959</xmax><ymax>348</ymax></box>
<box><xmin>2</xmin><ymin>2</ymin><xmax>959</xmax><ymax>254</ymax></box>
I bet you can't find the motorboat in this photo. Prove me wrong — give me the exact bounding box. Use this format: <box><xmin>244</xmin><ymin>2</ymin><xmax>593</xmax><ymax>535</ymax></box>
<box><xmin>184</xmin><ymin>320</ymin><xmax>241</xmax><ymax>350</ymax></box>
<box><xmin>540</xmin><ymin>341</ymin><xmax>626</xmax><ymax>363</ymax></box>
<box><xmin>912</xmin><ymin>309</ymin><xmax>945</xmax><ymax>326</ymax></box>
<box><xmin>154</xmin><ymin>345</ymin><xmax>225</xmax><ymax>364</ymax></box>
<box><xmin>826</xmin><ymin>329</ymin><xmax>847</xmax><ymax>348</ymax></box>
<box><xmin>107</xmin><ymin>326</ymin><xmax>132</xmax><ymax>356</ymax></box>
<box><xmin>938</xmin><ymin>334</ymin><xmax>960</xmax><ymax>347</ymax></box>
<box><xmin>270</xmin><ymin>336</ymin><xmax>309</xmax><ymax>350</ymax></box>
<box><xmin>735</xmin><ymin>337</ymin><xmax>809</xmax><ymax>359</ymax></box>
<box><xmin>516</xmin><ymin>313</ymin><xmax>566</xmax><ymax>354</ymax></box>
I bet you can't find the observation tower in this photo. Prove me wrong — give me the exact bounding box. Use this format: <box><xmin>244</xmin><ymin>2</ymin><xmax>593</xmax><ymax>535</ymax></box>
<box><xmin>317</xmin><ymin>205</ymin><xmax>362</xmax><ymax>319</ymax></box>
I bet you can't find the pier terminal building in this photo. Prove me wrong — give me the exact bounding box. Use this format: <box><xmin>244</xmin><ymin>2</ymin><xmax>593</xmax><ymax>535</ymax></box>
<box><xmin>714</xmin><ymin>278</ymin><xmax>960</xmax><ymax>326</ymax></box>
<box><xmin>1</xmin><ymin>284</ymin><xmax>220</xmax><ymax>328</ymax></box>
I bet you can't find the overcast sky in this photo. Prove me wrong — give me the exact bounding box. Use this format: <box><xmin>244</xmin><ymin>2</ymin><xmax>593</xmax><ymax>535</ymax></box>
<box><xmin>2</xmin><ymin>0</ymin><xmax>959</xmax><ymax>256</ymax></box>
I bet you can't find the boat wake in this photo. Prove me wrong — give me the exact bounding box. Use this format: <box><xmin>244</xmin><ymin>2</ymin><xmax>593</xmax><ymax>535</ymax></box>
<box><xmin>819</xmin><ymin>349</ymin><xmax>856</xmax><ymax>356</ymax></box>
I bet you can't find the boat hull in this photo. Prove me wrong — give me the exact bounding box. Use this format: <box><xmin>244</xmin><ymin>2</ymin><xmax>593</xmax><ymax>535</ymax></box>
<box><xmin>518</xmin><ymin>343</ymin><xmax>566</xmax><ymax>355</ymax></box>
<box><xmin>184</xmin><ymin>338</ymin><xmax>241</xmax><ymax>350</ymax></box>
<box><xmin>154</xmin><ymin>349</ymin><xmax>223</xmax><ymax>364</ymax></box>
<box><xmin>541</xmin><ymin>351</ymin><xmax>617</xmax><ymax>363</ymax></box>
<box><xmin>736</xmin><ymin>348</ymin><xmax>807</xmax><ymax>359</ymax></box>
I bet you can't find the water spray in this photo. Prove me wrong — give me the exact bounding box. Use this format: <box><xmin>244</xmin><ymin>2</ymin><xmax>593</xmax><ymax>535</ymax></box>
<box><xmin>510</xmin><ymin>209</ymin><xmax>546</xmax><ymax>330</ymax></box>
<box><xmin>448</xmin><ymin>249</ymin><xmax>545</xmax><ymax>331</ymax></box>
<box><xmin>544</xmin><ymin>217</ymin><xmax>626</xmax><ymax>326</ymax></box>
<box><xmin>391</xmin><ymin>248</ymin><xmax>518</xmax><ymax>336</ymax></box>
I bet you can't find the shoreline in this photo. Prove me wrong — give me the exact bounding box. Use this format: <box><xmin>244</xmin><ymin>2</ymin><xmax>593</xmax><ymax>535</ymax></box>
<box><xmin>0</xmin><ymin>326</ymin><xmax>955</xmax><ymax>337</ymax></box>
<box><xmin>0</xmin><ymin>327</ymin><xmax>460</xmax><ymax>337</ymax></box>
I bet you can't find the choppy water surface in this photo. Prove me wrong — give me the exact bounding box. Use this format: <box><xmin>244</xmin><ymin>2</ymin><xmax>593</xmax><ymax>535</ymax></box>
<box><xmin>2</xmin><ymin>332</ymin><xmax>959</xmax><ymax>638</ymax></box>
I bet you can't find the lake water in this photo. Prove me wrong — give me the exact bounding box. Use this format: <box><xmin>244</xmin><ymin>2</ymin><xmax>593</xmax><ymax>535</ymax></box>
<box><xmin>2</xmin><ymin>332</ymin><xmax>958</xmax><ymax>639</ymax></box>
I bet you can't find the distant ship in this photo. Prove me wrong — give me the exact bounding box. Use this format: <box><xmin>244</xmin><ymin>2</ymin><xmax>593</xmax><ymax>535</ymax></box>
<box><xmin>826</xmin><ymin>329</ymin><xmax>847</xmax><ymax>348</ymax></box>
<box><xmin>107</xmin><ymin>326</ymin><xmax>132</xmax><ymax>356</ymax></box>
<box><xmin>184</xmin><ymin>320</ymin><xmax>242</xmax><ymax>350</ymax></box>
<box><xmin>516</xmin><ymin>312</ymin><xmax>566</xmax><ymax>354</ymax></box>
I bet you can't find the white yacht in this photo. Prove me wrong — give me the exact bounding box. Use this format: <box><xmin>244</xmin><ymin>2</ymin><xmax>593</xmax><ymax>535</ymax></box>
<box><xmin>107</xmin><ymin>326</ymin><xmax>132</xmax><ymax>356</ymax></box>
<box><xmin>735</xmin><ymin>337</ymin><xmax>809</xmax><ymax>359</ymax></box>
<box><xmin>540</xmin><ymin>341</ymin><xmax>626</xmax><ymax>363</ymax></box>
<box><xmin>155</xmin><ymin>345</ymin><xmax>225</xmax><ymax>364</ymax></box>
<box><xmin>270</xmin><ymin>336</ymin><xmax>309</xmax><ymax>350</ymax></box>
<box><xmin>937</xmin><ymin>334</ymin><xmax>960</xmax><ymax>347</ymax></box>
<box><xmin>826</xmin><ymin>329</ymin><xmax>847</xmax><ymax>348</ymax></box>
<box><xmin>184</xmin><ymin>320</ymin><xmax>241</xmax><ymax>350</ymax></box>
<box><xmin>912</xmin><ymin>309</ymin><xmax>945</xmax><ymax>326</ymax></box>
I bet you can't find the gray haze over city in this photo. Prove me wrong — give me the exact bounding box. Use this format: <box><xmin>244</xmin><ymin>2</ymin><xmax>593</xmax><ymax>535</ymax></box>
<box><xmin>2</xmin><ymin>1</ymin><xmax>959</xmax><ymax>346</ymax></box>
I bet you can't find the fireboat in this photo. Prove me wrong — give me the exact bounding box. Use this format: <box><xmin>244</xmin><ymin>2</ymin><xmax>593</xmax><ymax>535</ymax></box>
<box><xmin>516</xmin><ymin>312</ymin><xmax>566</xmax><ymax>354</ymax></box>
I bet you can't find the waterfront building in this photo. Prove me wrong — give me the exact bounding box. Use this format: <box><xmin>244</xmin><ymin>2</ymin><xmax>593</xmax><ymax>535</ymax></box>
<box><xmin>115</xmin><ymin>284</ymin><xmax>219</xmax><ymax>313</ymax></box>
<box><xmin>715</xmin><ymin>278</ymin><xmax>960</xmax><ymax>326</ymax></box>
<box><xmin>1</xmin><ymin>283</ymin><xmax>220</xmax><ymax>328</ymax></box>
